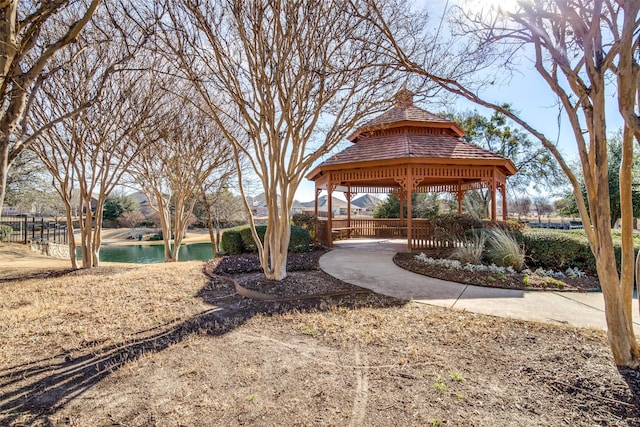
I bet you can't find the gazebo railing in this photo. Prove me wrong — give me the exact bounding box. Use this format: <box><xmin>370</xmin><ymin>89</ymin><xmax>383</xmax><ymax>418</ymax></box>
<box><xmin>317</xmin><ymin>218</ymin><xmax>461</xmax><ymax>250</ymax></box>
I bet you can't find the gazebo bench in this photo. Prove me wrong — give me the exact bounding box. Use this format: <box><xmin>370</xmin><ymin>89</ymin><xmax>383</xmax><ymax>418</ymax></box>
<box><xmin>331</xmin><ymin>227</ymin><xmax>354</xmax><ymax>240</ymax></box>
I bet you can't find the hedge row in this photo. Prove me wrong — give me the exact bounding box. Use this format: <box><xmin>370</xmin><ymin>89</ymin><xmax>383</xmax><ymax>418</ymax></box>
<box><xmin>220</xmin><ymin>225</ymin><xmax>310</xmax><ymax>254</ymax></box>
<box><xmin>521</xmin><ymin>229</ymin><xmax>637</xmax><ymax>276</ymax></box>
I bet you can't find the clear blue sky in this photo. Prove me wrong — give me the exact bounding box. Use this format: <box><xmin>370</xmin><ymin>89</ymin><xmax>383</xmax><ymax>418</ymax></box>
<box><xmin>292</xmin><ymin>0</ymin><xmax>624</xmax><ymax>203</ymax></box>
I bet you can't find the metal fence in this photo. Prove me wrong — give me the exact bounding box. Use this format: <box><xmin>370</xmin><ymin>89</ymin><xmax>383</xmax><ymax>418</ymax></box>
<box><xmin>528</xmin><ymin>221</ymin><xmax>584</xmax><ymax>230</ymax></box>
<box><xmin>0</xmin><ymin>216</ymin><xmax>68</xmax><ymax>244</ymax></box>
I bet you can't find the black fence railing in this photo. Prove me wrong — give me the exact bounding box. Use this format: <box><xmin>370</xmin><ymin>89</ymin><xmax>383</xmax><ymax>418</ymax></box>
<box><xmin>0</xmin><ymin>216</ymin><xmax>69</xmax><ymax>245</ymax></box>
<box><xmin>528</xmin><ymin>221</ymin><xmax>584</xmax><ymax>230</ymax></box>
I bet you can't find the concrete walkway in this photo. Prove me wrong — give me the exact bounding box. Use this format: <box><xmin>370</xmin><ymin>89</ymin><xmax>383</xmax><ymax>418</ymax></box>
<box><xmin>319</xmin><ymin>238</ymin><xmax>640</xmax><ymax>331</ymax></box>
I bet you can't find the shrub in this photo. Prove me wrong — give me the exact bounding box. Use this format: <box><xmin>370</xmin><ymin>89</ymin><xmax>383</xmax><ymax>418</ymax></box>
<box><xmin>522</xmin><ymin>229</ymin><xmax>597</xmax><ymax>275</ymax></box>
<box><xmin>431</xmin><ymin>213</ymin><xmax>483</xmax><ymax>241</ymax></box>
<box><xmin>220</xmin><ymin>228</ymin><xmax>244</xmax><ymax>254</ymax></box>
<box><xmin>289</xmin><ymin>225</ymin><xmax>310</xmax><ymax>252</ymax></box>
<box><xmin>485</xmin><ymin>228</ymin><xmax>525</xmax><ymax>271</ymax></box>
<box><xmin>451</xmin><ymin>231</ymin><xmax>485</xmax><ymax>264</ymax></box>
<box><xmin>239</xmin><ymin>225</ymin><xmax>267</xmax><ymax>252</ymax></box>
<box><xmin>149</xmin><ymin>234</ymin><xmax>162</xmax><ymax>241</ymax></box>
<box><xmin>237</xmin><ymin>224</ymin><xmax>310</xmax><ymax>253</ymax></box>
<box><xmin>524</xmin><ymin>229</ymin><xmax>640</xmax><ymax>276</ymax></box>
<box><xmin>0</xmin><ymin>224</ymin><xmax>12</xmax><ymax>241</ymax></box>
<box><xmin>291</xmin><ymin>213</ymin><xmax>319</xmax><ymax>239</ymax></box>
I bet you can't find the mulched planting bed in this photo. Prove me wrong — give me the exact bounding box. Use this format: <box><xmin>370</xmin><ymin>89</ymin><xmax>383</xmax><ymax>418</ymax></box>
<box><xmin>203</xmin><ymin>247</ymin><xmax>325</xmax><ymax>275</ymax></box>
<box><xmin>232</xmin><ymin>271</ymin><xmax>369</xmax><ymax>298</ymax></box>
<box><xmin>204</xmin><ymin>248</ymin><xmax>372</xmax><ymax>299</ymax></box>
<box><xmin>394</xmin><ymin>252</ymin><xmax>601</xmax><ymax>292</ymax></box>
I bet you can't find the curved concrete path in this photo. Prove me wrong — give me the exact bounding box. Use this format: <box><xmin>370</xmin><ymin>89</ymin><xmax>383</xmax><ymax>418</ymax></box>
<box><xmin>320</xmin><ymin>239</ymin><xmax>640</xmax><ymax>331</ymax></box>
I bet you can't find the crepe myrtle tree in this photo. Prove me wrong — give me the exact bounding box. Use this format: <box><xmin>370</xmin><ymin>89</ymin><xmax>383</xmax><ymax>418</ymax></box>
<box><xmin>160</xmin><ymin>0</ymin><xmax>418</xmax><ymax>279</ymax></box>
<box><xmin>0</xmin><ymin>0</ymin><xmax>102</xmax><ymax>217</ymax></box>
<box><xmin>129</xmin><ymin>92</ymin><xmax>234</xmax><ymax>263</ymax></box>
<box><xmin>370</xmin><ymin>0</ymin><xmax>640</xmax><ymax>367</ymax></box>
<box><xmin>29</xmin><ymin>4</ymin><xmax>156</xmax><ymax>269</ymax></box>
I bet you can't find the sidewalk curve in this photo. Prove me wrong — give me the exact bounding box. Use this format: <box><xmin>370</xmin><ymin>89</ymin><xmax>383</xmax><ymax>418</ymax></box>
<box><xmin>319</xmin><ymin>239</ymin><xmax>640</xmax><ymax>332</ymax></box>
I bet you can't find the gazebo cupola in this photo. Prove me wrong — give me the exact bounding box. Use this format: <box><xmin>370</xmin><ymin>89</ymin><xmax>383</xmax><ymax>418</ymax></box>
<box><xmin>306</xmin><ymin>89</ymin><xmax>517</xmax><ymax>250</ymax></box>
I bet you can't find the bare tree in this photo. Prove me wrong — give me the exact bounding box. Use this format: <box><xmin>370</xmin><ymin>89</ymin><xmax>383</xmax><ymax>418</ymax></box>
<box><xmin>371</xmin><ymin>0</ymin><xmax>640</xmax><ymax>366</ymax></box>
<box><xmin>160</xmin><ymin>0</ymin><xmax>411</xmax><ymax>279</ymax></box>
<box><xmin>31</xmin><ymin>11</ymin><xmax>156</xmax><ymax>268</ymax></box>
<box><xmin>510</xmin><ymin>197</ymin><xmax>532</xmax><ymax>220</ymax></box>
<box><xmin>0</xmin><ymin>0</ymin><xmax>102</xmax><ymax>216</ymax></box>
<box><xmin>117</xmin><ymin>210</ymin><xmax>145</xmax><ymax>239</ymax></box>
<box><xmin>199</xmin><ymin>168</ymin><xmax>241</xmax><ymax>255</ymax></box>
<box><xmin>130</xmin><ymin>94</ymin><xmax>234</xmax><ymax>262</ymax></box>
<box><xmin>532</xmin><ymin>196</ymin><xmax>553</xmax><ymax>223</ymax></box>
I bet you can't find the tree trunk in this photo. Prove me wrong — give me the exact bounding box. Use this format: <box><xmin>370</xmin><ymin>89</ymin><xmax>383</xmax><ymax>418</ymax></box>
<box><xmin>261</xmin><ymin>215</ymin><xmax>290</xmax><ymax>280</ymax></box>
<box><xmin>619</xmin><ymin>127</ymin><xmax>636</xmax><ymax>331</ymax></box>
<box><xmin>0</xmin><ymin>137</ymin><xmax>9</xmax><ymax>219</ymax></box>
<box><xmin>160</xmin><ymin>206</ymin><xmax>173</xmax><ymax>262</ymax></box>
<box><xmin>170</xmin><ymin>204</ymin><xmax>185</xmax><ymax>263</ymax></box>
<box><xmin>200</xmin><ymin>187</ymin><xmax>219</xmax><ymax>256</ymax></box>
<box><xmin>64</xmin><ymin>200</ymin><xmax>78</xmax><ymax>270</ymax></box>
<box><xmin>92</xmin><ymin>203</ymin><xmax>103</xmax><ymax>267</ymax></box>
<box><xmin>593</xmin><ymin>144</ymin><xmax>640</xmax><ymax>367</ymax></box>
<box><xmin>598</xmin><ymin>251</ymin><xmax>640</xmax><ymax>367</ymax></box>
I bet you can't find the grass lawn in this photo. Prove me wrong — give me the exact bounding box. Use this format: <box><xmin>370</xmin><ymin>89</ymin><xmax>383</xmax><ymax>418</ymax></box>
<box><xmin>0</xmin><ymin>242</ymin><xmax>639</xmax><ymax>426</ymax></box>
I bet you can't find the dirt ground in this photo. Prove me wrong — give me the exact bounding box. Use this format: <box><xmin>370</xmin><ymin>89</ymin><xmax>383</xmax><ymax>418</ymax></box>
<box><xmin>1</xmin><ymin>242</ymin><xmax>640</xmax><ymax>426</ymax></box>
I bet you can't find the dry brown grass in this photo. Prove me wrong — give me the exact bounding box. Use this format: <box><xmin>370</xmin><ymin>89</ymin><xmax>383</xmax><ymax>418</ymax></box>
<box><xmin>0</xmin><ymin>243</ymin><xmax>211</xmax><ymax>371</ymax></box>
<box><xmin>2</xmin><ymin>242</ymin><xmax>639</xmax><ymax>426</ymax></box>
<box><xmin>0</xmin><ymin>243</ymin><xmax>70</xmax><ymax>279</ymax></box>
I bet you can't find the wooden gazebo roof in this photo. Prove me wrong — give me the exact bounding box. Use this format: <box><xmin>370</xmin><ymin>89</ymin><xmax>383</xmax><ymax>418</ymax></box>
<box><xmin>307</xmin><ymin>90</ymin><xmax>516</xmax><ymax>191</ymax></box>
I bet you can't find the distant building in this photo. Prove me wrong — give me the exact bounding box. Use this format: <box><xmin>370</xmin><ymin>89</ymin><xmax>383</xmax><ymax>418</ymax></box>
<box><xmin>351</xmin><ymin>194</ymin><xmax>383</xmax><ymax>216</ymax></box>
<box><xmin>241</xmin><ymin>192</ymin><xmax>382</xmax><ymax>218</ymax></box>
<box><xmin>296</xmin><ymin>194</ymin><xmax>381</xmax><ymax>217</ymax></box>
<box><xmin>129</xmin><ymin>191</ymin><xmax>155</xmax><ymax>216</ymax></box>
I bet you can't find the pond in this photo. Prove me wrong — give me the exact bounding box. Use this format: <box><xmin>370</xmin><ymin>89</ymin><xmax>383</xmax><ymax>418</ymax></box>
<box><xmin>77</xmin><ymin>242</ymin><xmax>214</xmax><ymax>264</ymax></box>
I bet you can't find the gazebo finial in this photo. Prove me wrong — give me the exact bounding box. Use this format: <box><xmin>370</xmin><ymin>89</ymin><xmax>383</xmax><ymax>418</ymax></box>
<box><xmin>395</xmin><ymin>87</ymin><xmax>415</xmax><ymax>108</ymax></box>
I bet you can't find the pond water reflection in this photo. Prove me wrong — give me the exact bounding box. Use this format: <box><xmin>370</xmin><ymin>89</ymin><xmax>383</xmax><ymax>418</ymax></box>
<box><xmin>77</xmin><ymin>242</ymin><xmax>214</xmax><ymax>264</ymax></box>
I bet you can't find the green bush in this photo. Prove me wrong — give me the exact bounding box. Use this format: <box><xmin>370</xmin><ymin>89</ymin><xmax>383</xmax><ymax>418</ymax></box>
<box><xmin>149</xmin><ymin>234</ymin><xmax>162</xmax><ymax>241</ymax></box>
<box><xmin>0</xmin><ymin>224</ymin><xmax>12</xmax><ymax>241</ymax></box>
<box><xmin>522</xmin><ymin>230</ymin><xmax>597</xmax><ymax>275</ymax></box>
<box><xmin>292</xmin><ymin>213</ymin><xmax>319</xmax><ymax>239</ymax></box>
<box><xmin>233</xmin><ymin>224</ymin><xmax>310</xmax><ymax>253</ymax></box>
<box><xmin>239</xmin><ymin>225</ymin><xmax>267</xmax><ymax>252</ymax></box>
<box><xmin>289</xmin><ymin>225</ymin><xmax>310</xmax><ymax>252</ymax></box>
<box><xmin>220</xmin><ymin>228</ymin><xmax>244</xmax><ymax>254</ymax></box>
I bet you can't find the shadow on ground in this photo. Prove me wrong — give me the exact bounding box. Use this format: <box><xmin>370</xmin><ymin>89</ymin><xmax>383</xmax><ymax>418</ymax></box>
<box><xmin>0</xmin><ymin>270</ymin><xmax>404</xmax><ymax>425</ymax></box>
<box><xmin>619</xmin><ymin>368</ymin><xmax>640</xmax><ymax>414</ymax></box>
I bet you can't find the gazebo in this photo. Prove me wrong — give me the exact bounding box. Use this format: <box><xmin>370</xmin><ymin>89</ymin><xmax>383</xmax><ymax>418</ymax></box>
<box><xmin>306</xmin><ymin>90</ymin><xmax>517</xmax><ymax>250</ymax></box>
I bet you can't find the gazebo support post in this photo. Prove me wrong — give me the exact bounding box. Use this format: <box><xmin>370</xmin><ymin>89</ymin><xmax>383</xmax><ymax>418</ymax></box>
<box><xmin>490</xmin><ymin>172</ymin><xmax>498</xmax><ymax>221</ymax></box>
<box><xmin>314</xmin><ymin>187</ymin><xmax>320</xmax><ymax>243</ymax></box>
<box><xmin>456</xmin><ymin>190</ymin><xmax>464</xmax><ymax>215</ymax></box>
<box><xmin>407</xmin><ymin>169</ymin><xmax>413</xmax><ymax>251</ymax></box>
<box><xmin>345</xmin><ymin>189</ymin><xmax>353</xmax><ymax>238</ymax></box>
<box><xmin>501</xmin><ymin>185</ymin><xmax>507</xmax><ymax>221</ymax></box>
<box><xmin>456</xmin><ymin>180</ymin><xmax>465</xmax><ymax>215</ymax></box>
<box><xmin>327</xmin><ymin>182</ymin><xmax>333</xmax><ymax>247</ymax></box>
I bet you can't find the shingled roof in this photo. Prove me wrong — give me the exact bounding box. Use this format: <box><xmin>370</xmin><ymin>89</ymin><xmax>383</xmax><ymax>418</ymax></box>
<box><xmin>347</xmin><ymin>89</ymin><xmax>464</xmax><ymax>142</ymax></box>
<box><xmin>322</xmin><ymin>133</ymin><xmax>511</xmax><ymax>167</ymax></box>
<box><xmin>318</xmin><ymin>90</ymin><xmax>514</xmax><ymax>170</ymax></box>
